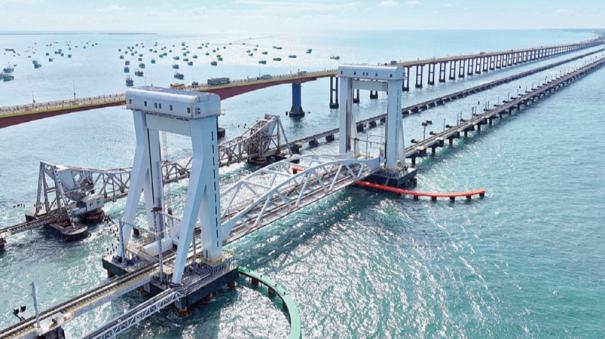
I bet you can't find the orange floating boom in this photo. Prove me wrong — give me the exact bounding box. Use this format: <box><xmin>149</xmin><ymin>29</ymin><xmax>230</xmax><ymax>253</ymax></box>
<box><xmin>354</xmin><ymin>180</ymin><xmax>485</xmax><ymax>201</ymax></box>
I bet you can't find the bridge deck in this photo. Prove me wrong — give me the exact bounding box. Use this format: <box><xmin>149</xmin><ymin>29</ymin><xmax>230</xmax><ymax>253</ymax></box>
<box><xmin>286</xmin><ymin>47</ymin><xmax>605</xmax><ymax>147</ymax></box>
<box><xmin>0</xmin><ymin>40</ymin><xmax>600</xmax><ymax>128</ymax></box>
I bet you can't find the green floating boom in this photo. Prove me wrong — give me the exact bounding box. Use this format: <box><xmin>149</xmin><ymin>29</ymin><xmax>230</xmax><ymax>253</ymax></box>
<box><xmin>238</xmin><ymin>266</ymin><xmax>302</xmax><ymax>339</ymax></box>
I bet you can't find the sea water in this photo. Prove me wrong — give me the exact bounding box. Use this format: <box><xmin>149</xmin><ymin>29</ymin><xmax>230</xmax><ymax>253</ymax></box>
<box><xmin>0</xmin><ymin>29</ymin><xmax>604</xmax><ymax>337</ymax></box>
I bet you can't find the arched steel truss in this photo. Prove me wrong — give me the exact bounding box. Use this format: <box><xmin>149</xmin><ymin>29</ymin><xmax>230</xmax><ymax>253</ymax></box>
<box><xmin>220</xmin><ymin>154</ymin><xmax>380</xmax><ymax>242</ymax></box>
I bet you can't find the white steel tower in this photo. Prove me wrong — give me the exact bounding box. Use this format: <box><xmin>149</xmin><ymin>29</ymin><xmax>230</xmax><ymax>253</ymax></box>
<box><xmin>119</xmin><ymin>86</ymin><xmax>222</xmax><ymax>285</ymax></box>
<box><xmin>337</xmin><ymin>65</ymin><xmax>405</xmax><ymax>170</ymax></box>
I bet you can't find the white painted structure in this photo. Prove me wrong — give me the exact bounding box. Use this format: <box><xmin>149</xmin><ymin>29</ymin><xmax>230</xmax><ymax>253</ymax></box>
<box><xmin>337</xmin><ymin>65</ymin><xmax>405</xmax><ymax>170</ymax></box>
<box><xmin>120</xmin><ymin>87</ymin><xmax>222</xmax><ymax>285</ymax></box>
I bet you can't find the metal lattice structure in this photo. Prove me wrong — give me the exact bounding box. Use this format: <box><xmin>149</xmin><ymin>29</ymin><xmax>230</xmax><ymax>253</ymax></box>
<box><xmin>220</xmin><ymin>154</ymin><xmax>380</xmax><ymax>242</ymax></box>
<box><xmin>32</xmin><ymin>115</ymin><xmax>289</xmax><ymax>217</ymax></box>
<box><xmin>34</xmin><ymin>161</ymin><xmax>132</xmax><ymax>216</ymax></box>
<box><xmin>82</xmin><ymin>288</ymin><xmax>184</xmax><ymax>339</ymax></box>
<box><xmin>219</xmin><ymin>114</ymin><xmax>289</xmax><ymax>166</ymax></box>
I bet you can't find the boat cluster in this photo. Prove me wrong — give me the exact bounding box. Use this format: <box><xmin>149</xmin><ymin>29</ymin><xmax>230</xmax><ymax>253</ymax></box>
<box><xmin>119</xmin><ymin>40</ymin><xmax>320</xmax><ymax>87</ymax></box>
<box><xmin>0</xmin><ymin>40</ymin><xmax>99</xmax><ymax>83</ymax></box>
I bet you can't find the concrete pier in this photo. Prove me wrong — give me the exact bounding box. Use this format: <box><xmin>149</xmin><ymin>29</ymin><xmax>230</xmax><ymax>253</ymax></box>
<box><xmin>288</xmin><ymin>83</ymin><xmax>305</xmax><ymax>118</ymax></box>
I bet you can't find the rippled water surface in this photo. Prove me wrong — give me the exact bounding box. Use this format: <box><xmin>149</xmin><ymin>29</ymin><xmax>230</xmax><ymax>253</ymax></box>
<box><xmin>1</xmin><ymin>30</ymin><xmax>604</xmax><ymax>338</ymax></box>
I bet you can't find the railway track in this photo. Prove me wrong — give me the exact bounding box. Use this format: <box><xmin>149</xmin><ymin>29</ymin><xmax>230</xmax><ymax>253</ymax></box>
<box><xmin>2</xmin><ymin>47</ymin><xmax>603</xmax><ymax>246</ymax></box>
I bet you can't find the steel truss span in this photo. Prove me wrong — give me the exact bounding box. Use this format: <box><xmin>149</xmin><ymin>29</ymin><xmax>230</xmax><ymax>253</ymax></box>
<box><xmin>220</xmin><ymin>154</ymin><xmax>380</xmax><ymax>243</ymax></box>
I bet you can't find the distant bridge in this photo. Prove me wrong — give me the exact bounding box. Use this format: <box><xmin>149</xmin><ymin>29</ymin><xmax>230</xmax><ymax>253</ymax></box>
<box><xmin>0</xmin><ymin>39</ymin><xmax>600</xmax><ymax>128</ymax></box>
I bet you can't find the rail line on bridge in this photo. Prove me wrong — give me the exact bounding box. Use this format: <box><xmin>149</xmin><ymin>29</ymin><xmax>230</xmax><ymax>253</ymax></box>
<box><xmin>2</xmin><ymin>51</ymin><xmax>605</xmax><ymax>339</ymax></box>
<box><xmin>0</xmin><ymin>39</ymin><xmax>600</xmax><ymax>128</ymax></box>
<box><xmin>1</xmin><ymin>47</ymin><xmax>603</xmax><ymax>245</ymax></box>
<box><xmin>286</xmin><ymin>47</ymin><xmax>605</xmax><ymax>149</ymax></box>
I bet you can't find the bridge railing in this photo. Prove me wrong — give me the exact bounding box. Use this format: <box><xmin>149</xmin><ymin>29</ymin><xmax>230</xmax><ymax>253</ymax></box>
<box><xmin>194</xmin><ymin>69</ymin><xmax>336</xmax><ymax>90</ymax></box>
<box><xmin>0</xmin><ymin>93</ymin><xmax>125</xmax><ymax>116</ymax></box>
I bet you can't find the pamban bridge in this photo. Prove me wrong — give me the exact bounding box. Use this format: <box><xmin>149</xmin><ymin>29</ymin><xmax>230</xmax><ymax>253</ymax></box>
<box><xmin>1</xmin><ymin>36</ymin><xmax>604</xmax><ymax>338</ymax></box>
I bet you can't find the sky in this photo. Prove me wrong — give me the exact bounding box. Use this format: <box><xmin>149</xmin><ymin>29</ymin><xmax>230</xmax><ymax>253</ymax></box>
<box><xmin>0</xmin><ymin>0</ymin><xmax>604</xmax><ymax>34</ymax></box>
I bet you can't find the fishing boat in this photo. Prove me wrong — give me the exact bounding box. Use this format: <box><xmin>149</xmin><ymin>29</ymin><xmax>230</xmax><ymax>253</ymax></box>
<box><xmin>125</xmin><ymin>76</ymin><xmax>134</xmax><ymax>87</ymax></box>
<box><xmin>273</xmin><ymin>57</ymin><xmax>282</xmax><ymax>61</ymax></box>
<box><xmin>172</xmin><ymin>64</ymin><xmax>179</xmax><ymax>69</ymax></box>
<box><xmin>262</xmin><ymin>51</ymin><xmax>268</xmax><ymax>55</ymax></box>
<box><xmin>174</xmin><ymin>72</ymin><xmax>184</xmax><ymax>80</ymax></box>
<box><xmin>125</xmin><ymin>60</ymin><xmax>130</xmax><ymax>65</ymax></box>
<box><xmin>187</xmin><ymin>61</ymin><xmax>193</xmax><ymax>66</ymax></box>
<box><xmin>139</xmin><ymin>63</ymin><xmax>145</xmax><ymax>68</ymax></box>
<box><xmin>33</xmin><ymin>60</ymin><xmax>42</xmax><ymax>69</ymax></box>
<box><xmin>258</xmin><ymin>60</ymin><xmax>267</xmax><ymax>64</ymax></box>
<box><xmin>151</xmin><ymin>59</ymin><xmax>156</xmax><ymax>64</ymax></box>
<box><xmin>210</xmin><ymin>61</ymin><xmax>218</xmax><ymax>66</ymax></box>
<box><xmin>124</xmin><ymin>66</ymin><xmax>130</xmax><ymax>73</ymax></box>
<box><xmin>120</xmin><ymin>55</ymin><xmax>124</xmax><ymax>59</ymax></box>
<box><xmin>288</xmin><ymin>54</ymin><xmax>296</xmax><ymax>58</ymax></box>
<box><xmin>1</xmin><ymin>72</ymin><xmax>15</xmax><ymax>81</ymax></box>
<box><xmin>3</xmin><ymin>65</ymin><xmax>14</xmax><ymax>73</ymax></box>
<box><xmin>134</xmin><ymin>69</ymin><xmax>144</xmax><ymax>77</ymax></box>
<box><xmin>330</xmin><ymin>55</ymin><xmax>340</xmax><ymax>60</ymax></box>
<box><xmin>306</xmin><ymin>49</ymin><xmax>312</xmax><ymax>54</ymax></box>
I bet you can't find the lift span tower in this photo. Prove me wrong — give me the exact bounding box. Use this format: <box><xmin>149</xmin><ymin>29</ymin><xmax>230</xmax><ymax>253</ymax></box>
<box><xmin>111</xmin><ymin>86</ymin><xmax>236</xmax><ymax>313</ymax></box>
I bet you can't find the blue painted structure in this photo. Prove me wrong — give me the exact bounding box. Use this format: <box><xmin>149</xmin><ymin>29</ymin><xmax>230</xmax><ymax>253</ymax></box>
<box><xmin>289</xmin><ymin>83</ymin><xmax>305</xmax><ymax>117</ymax></box>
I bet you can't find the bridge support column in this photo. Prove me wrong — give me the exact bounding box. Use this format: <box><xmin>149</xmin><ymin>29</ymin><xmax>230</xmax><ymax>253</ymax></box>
<box><xmin>369</xmin><ymin>90</ymin><xmax>379</xmax><ymax>99</ymax></box>
<box><xmin>483</xmin><ymin>57</ymin><xmax>489</xmax><ymax>72</ymax></box>
<box><xmin>449</xmin><ymin>61</ymin><xmax>456</xmax><ymax>80</ymax></box>
<box><xmin>415</xmin><ymin>64</ymin><xmax>423</xmax><ymax>88</ymax></box>
<box><xmin>439</xmin><ymin>62</ymin><xmax>446</xmax><ymax>82</ymax></box>
<box><xmin>428</xmin><ymin>63</ymin><xmax>435</xmax><ymax>85</ymax></box>
<box><xmin>458</xmin><ymin>59</ymin><xmax>465</xmax><ymax>78</ymax></box>
<box><xmin>329</xmin><ymin>76</ymin><xmax>339</xmax><ymax>109</ymax></box>
<box><xmin>496</xmin><ymin>55</ymin><xmax>501</xmax><ymax>69</ymax></box>
<box><xmin>489</xmin><ymin>56</ymin><xmax>495</xmax><ymax>70</ymax></box>
<box><xmin>288</xmin><ymin>83</ymin><xmax>305</xmax><ymax>118</ymax></box>
<box><xmin>403</xmin><ymin>66</ymin><xmax>410</xmax><ymax>91</ymax></box>
<box><xmin>467</xmin><ymin>58</ymin><xmax>474</xmax><ymax>76</ymax></box>
<box><xmin>475</xmin><ymin>57</ymin><xmax>481</xmax><ymax>74</ymax></box>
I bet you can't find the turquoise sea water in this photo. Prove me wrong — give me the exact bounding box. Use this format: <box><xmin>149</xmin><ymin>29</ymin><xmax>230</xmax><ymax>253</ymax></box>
<box><xmin>1</xmin><ymin>30</ymin><xmax>604</xmax><ymax>337</ymax></box>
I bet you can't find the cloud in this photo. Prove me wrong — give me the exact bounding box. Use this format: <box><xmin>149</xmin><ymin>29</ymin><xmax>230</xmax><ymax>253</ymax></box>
<box><xmin>378</xmin><ymin>0</ymin><xmax>397</xmax><ymax>8</ymax></box>
<box><xmin>0</xmin><ymin>0</ymin><xmax>41</xmax><ymax>5</ymax></box>
<box><xmin>96</xmin><ymin>4</ymin><xmax>129</xmax><ymax>13</ymax></box>
<box><xmin>555</xmin><ymin>8</ymin><xmax>576</xmax><ymax>16</ymax></box>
